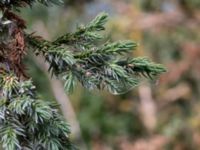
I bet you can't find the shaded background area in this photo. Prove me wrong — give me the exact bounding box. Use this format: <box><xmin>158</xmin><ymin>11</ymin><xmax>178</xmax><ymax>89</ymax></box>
<box><xmin>20</xmin><ymin>0</ymin><xmax>200</xmax><ymax>149</ymax></box>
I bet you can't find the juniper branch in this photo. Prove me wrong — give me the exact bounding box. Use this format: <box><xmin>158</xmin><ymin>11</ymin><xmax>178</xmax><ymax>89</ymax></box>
<box><xmin>1</xmin><ymin>1</ymin><xmax>166</xmax><ymax>149</ymax></box>
<box><xmin>27</xmin><ymin>13</ymin><xmax>166</xmax><ymax>94</ymax></box>
<box><xmin>0</xmin><ymin>72</ymin><xmax>75</xmax><ymax>150</ymax></box>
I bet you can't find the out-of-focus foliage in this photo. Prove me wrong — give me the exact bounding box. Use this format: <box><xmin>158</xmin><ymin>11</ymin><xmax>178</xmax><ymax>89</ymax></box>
<box><xmin>21</xmin><ymin>0</ymin><xmax>200</xmax><ymax>149</ymax></box>
<box><xmin>0</xmin><ymin>0</ymin><xmax>62</xmax><ymax>9</ymax></box>
<box><xmin>64</xmin><ymin>0</ymin><xmax>94</xmax><ymax>6</ymax></box>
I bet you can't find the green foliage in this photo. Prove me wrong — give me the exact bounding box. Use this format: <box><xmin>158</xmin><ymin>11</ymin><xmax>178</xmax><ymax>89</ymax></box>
<box><xmin>0</xmin><ymin>0</ymin><xmax>63</xmax><ymax>9</ymax></box>
<box><xmin>0</xmin><ymin>73</ymin><xmax>75</xmax><ymax>150</ymax></box>
<box><xmin>0</xmin><ymin>0</ymin><xmax>166</xmax><ymax>149</ymax></box>
<box><xmin>28</xmin><ymin>13</ymin><xmax>166</xmax><ymax>94</ymax></box>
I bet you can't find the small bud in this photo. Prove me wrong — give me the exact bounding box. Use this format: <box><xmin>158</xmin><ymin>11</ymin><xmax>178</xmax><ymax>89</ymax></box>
<box><xmin>127</xmin><ymin>64</ymin><xmax>134</xmax><ymax>67</ymax></box>
<box><xmin>86</xmin><ymin>72</ymin><xmax>92</xmax><ymax>77</ymax></box>
<box><xmin>6</xmin><ymin>110</ymin><xmax>10</xmax><ymax>115</ymax></box>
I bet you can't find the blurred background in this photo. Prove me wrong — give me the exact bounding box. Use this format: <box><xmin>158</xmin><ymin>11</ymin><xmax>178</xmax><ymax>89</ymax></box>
<box><xmin>20</xmin><ymin>0</ymin><xmax>200</xmax><ymax>149</ymax></box>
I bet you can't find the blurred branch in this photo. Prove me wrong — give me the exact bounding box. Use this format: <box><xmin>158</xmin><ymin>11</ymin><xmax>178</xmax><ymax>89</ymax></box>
<box><xmin>158</xmin><ymin>83</ymin><xmax>191</xmax><ymax>109</ymax></box>
<box><xmin>134</xmin><ymin>11</ymin><xmax>200</xmax><ymax>31</ymax></box>
<box><xmin>138</xmin><ymin>84</ymin><xmax>157</xmax><ymax>132</ymax></box>
<box><xmin>119</xmin><ymin>135</ymin><xmax>168</xmax><ymax>150</ymax></box>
